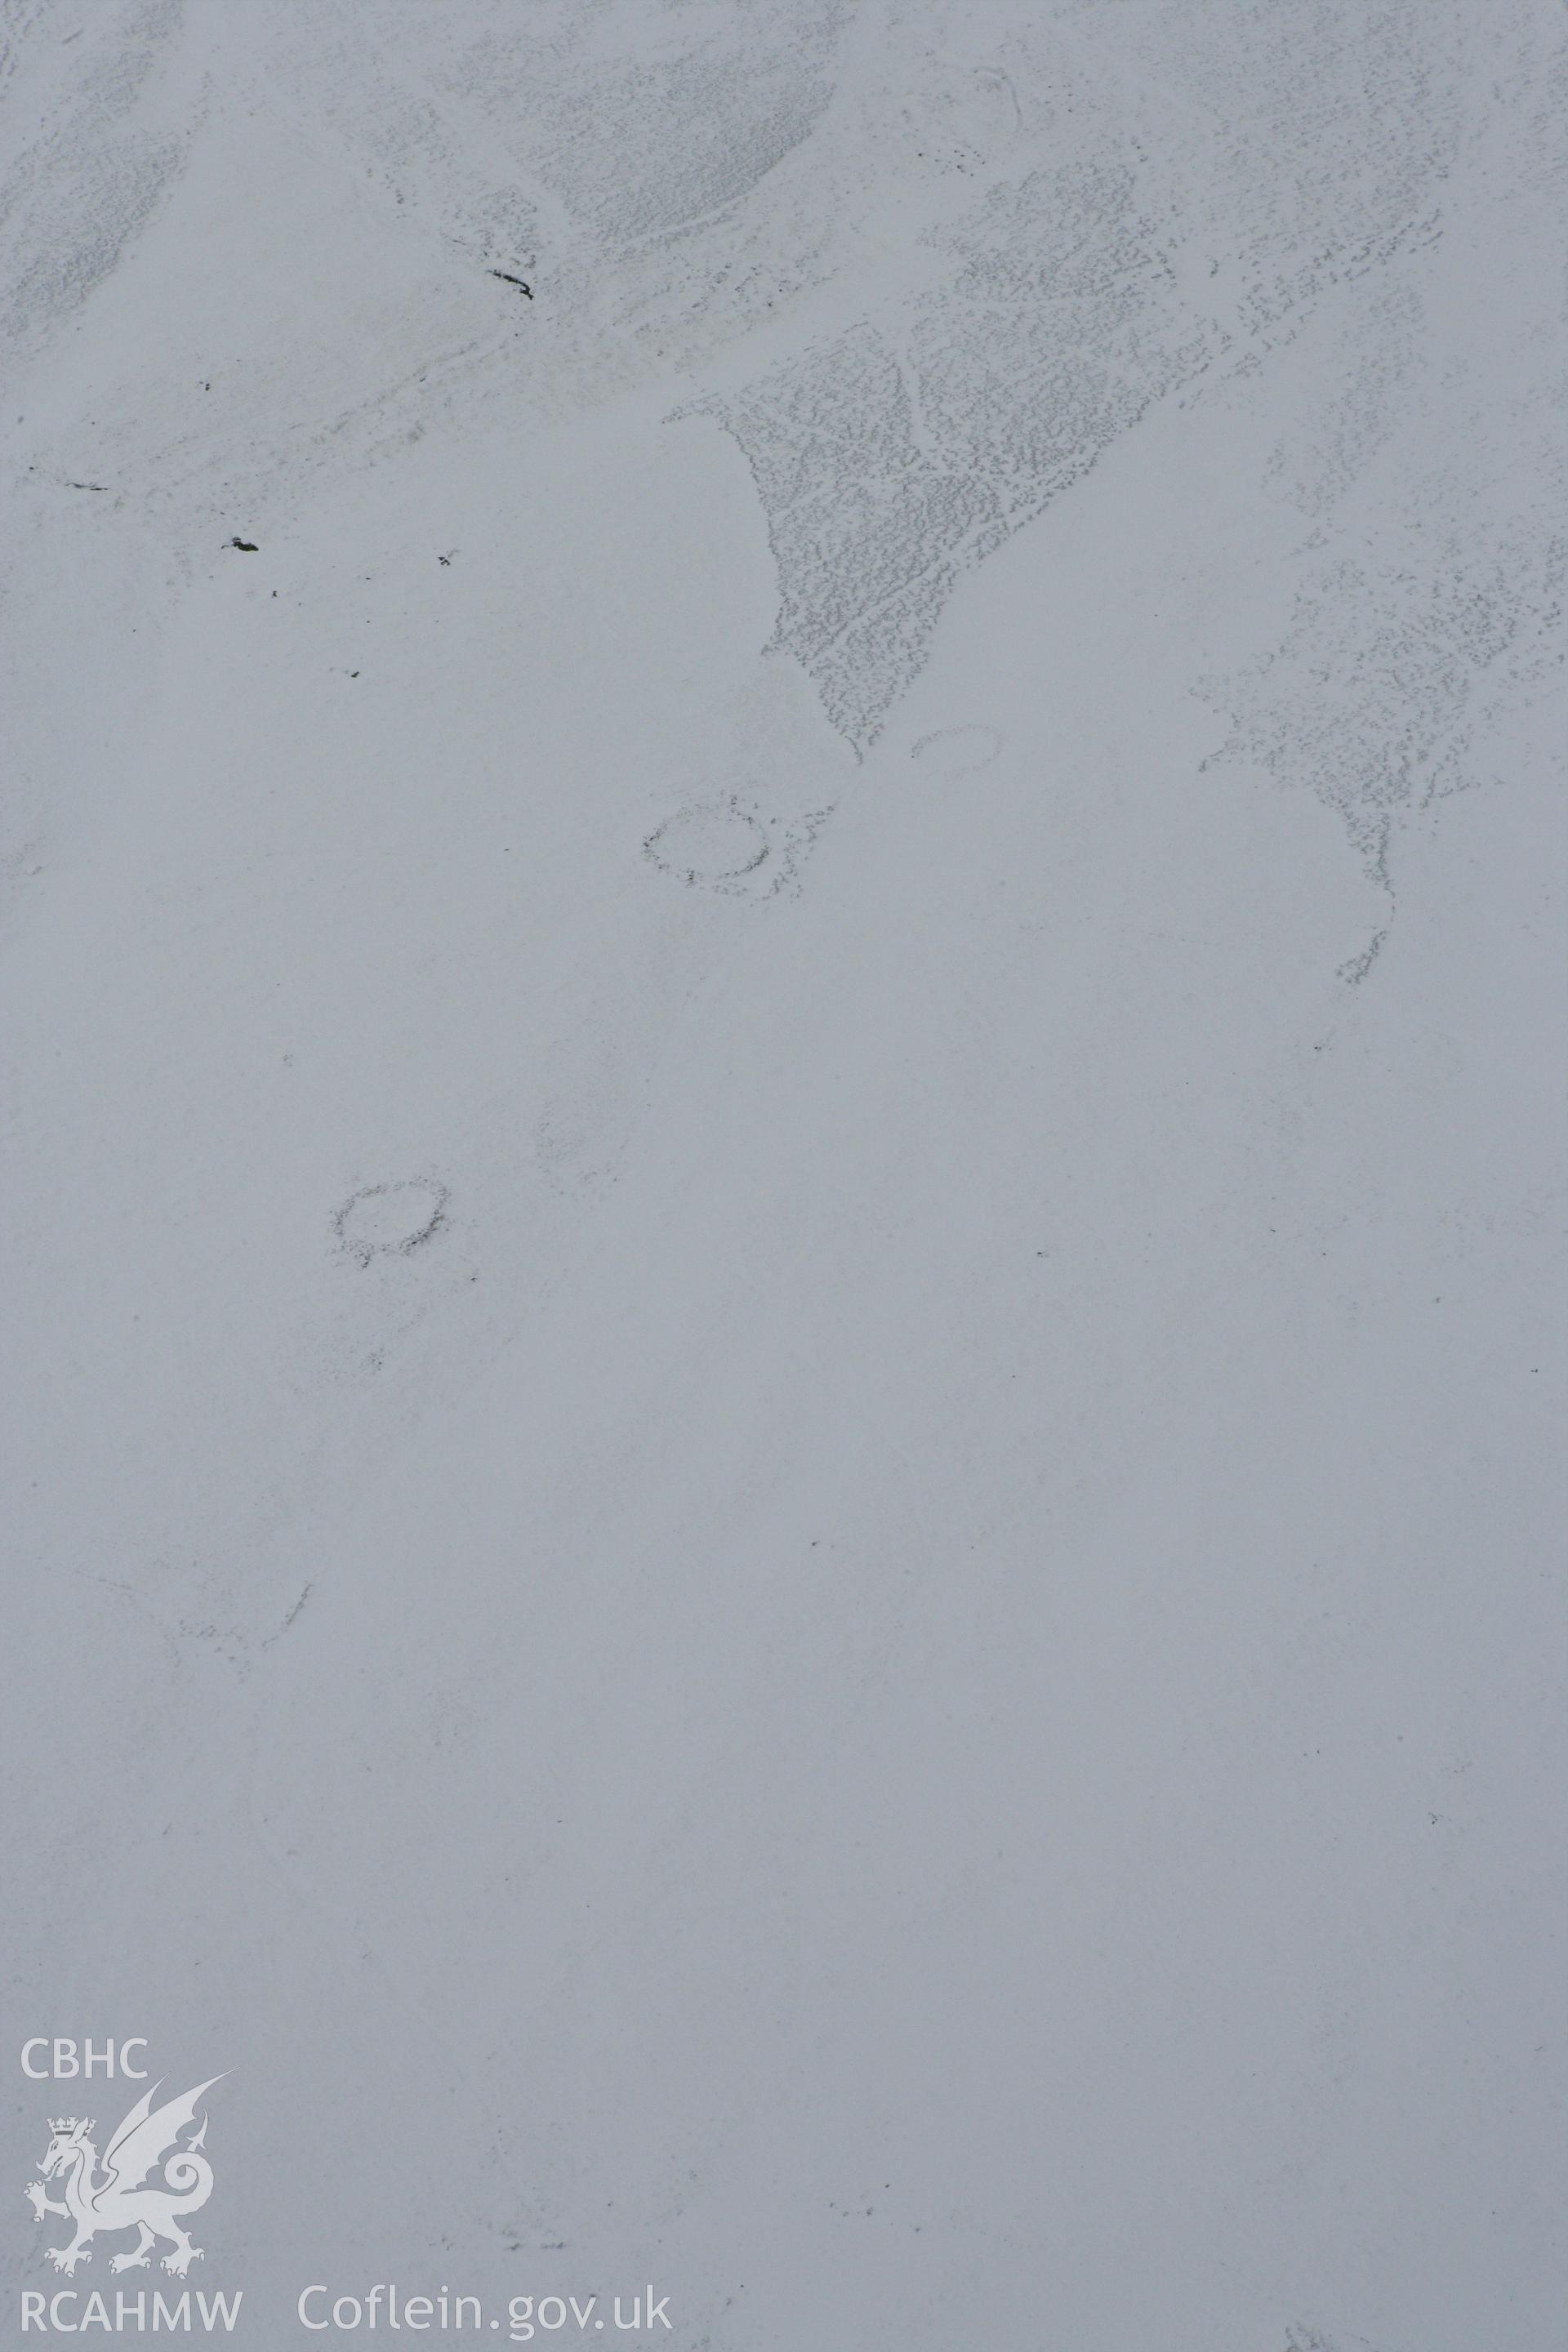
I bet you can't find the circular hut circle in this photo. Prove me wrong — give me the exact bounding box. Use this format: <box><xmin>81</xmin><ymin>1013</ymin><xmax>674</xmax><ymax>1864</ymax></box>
<box><xmin>333</xmin><ymin>1178</ymin><xmax>448</xmax><ymax>1264</ymax></box>
<box><xmin>645</xmin><ymin>803</ymin><xmax>770</xmax><ymax>884</ymax></box>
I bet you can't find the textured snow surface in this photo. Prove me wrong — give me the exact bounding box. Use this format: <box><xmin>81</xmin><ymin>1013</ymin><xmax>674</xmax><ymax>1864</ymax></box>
<box><xmin>3</xmin><ymin>3</ymin><xmax>1565</xmax><ymax>2347</ymax></box>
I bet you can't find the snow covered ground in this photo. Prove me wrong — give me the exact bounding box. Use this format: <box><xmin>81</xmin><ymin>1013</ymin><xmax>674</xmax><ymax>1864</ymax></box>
<box><xmin>3</xmin><ymin>3</ymin><xmax>1565</xmax><ymax>2345</ymax></box>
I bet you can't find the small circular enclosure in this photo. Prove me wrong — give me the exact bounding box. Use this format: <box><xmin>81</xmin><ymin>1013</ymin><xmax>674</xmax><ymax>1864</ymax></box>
<box><xmin>910</xmin><ymin>724</ymin><xmax>1004</xmax><ymax>776</ymax></box>
<box><xmin>333</xmin><ymin>1178</ymin><xmax>448</xmax><ymax>1265</ymax></box>
<box><xmin>644</xmin><ymin>803</ymin><xmax>769</xmax><ymax>884</ymax></box>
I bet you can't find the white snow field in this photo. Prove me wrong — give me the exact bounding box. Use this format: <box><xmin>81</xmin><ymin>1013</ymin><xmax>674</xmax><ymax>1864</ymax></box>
<box><xmin>3</xmin><ymin>2</ymin><xmax>1565</xmax><ymax>2346</ymax></box>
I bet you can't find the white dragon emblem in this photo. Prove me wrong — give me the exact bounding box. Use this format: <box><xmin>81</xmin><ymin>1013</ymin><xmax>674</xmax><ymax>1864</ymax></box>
<box><xmin>25</xmin><ymin>2078</ymin><xmax>225</xmax><ymax>2277</ymax></box>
